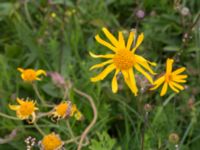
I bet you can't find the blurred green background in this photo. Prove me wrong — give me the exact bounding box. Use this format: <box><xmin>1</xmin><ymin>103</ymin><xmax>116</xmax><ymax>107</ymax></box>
<box><xmin>0</xmin><ymin>0</ymin><xmax>200</xmax><ymax>149</ymax></box>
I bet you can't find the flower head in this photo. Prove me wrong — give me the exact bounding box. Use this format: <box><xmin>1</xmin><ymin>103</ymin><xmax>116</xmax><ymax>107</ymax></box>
<box><xmin>90</xmin><ymin>28</ymin><xmax>156</xmax><ymax>96</ymax></box>
<box><xmin>18</xmin><ymin>68</ymin><xmax>46</xmax><ymax>82</ymax></box>
<box><xmin>51</xmin><ymin>101</ymin><xmax>83</xmax><ymax>120</ymax></box>
<box><xmin>40</xmin><ymin>133</ymin><xmax>63</xmax><ymax>150</ymax></box>
<box><xmin>9</xmin><ymin>98</ymin><xmax>38</xmax><ymax>123</ymax></box>
<box><xmin>151</xmin><ymin>58</ymin><xmax>188</xmax><ymax>96</ymax></box>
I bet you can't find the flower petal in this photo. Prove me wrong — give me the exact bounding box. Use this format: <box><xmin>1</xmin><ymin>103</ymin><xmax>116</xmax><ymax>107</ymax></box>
<box><xmin>173</xmin><ymin>75</ymin><xmax>188</xmax><ymax>80</ymax></box>
<box><xmin>170</xmin><ymin>81</ymin><xmax>184</xmax><ymax>90</ymax></box>
<box><xmin>134</xmin><ymin>64</ymin><xmax>153</xmax><ymax>83</ymax></box>
<box><xmin>95</xmin><ymin>35</ymin><xmax>117</xmax><ymax>52</ymax></box>
<box><xmin>160</xmin><ymin>82</ymin><xmax>168</xmax><ymax>96</ymax></box>
<box><xmin>17</xmin><ymin>98</ymin><xmax>25</xmax><ymax>105</ymax></box>
<box><xmin>36</xmin><ymin>69</ymin><xmax>46</xmax><ymax>76</ymax></box>
<box><xmin>135</xmin><ymin>55</ymin><xmax>156</xmax><ymax>75</ymax></box>
<box><xmin>126</xmin><ymin>31</ymin><xmax>135</xmax><ymax>50</ymax></box>
<box><xmin>112</xmin><ymin>69</ymin><xmax>120</xmax><ymax>93</ymax></box>
<box><xmin>131</xmin><ymin>33</ymin><xmax>144</xmax><ymax>53</ymax></box>
<box><xmin>169</xmin><ymin>82</ymin><xmax>179</xmax><ymax>93</ymax></box>
<box><xmin>17</xmin><ymin>68</ymin><xmax>24</xmax><ymax>72</ymax></box>
<box><xmin>122</xmin><ymin>69</ymin><xmax>138</xmax><ymax>96</ymax></box>
<box><xmin>150</xmin><ymin>76</ymin><xmax>165</xmax><ymax>90</ymax></box>
<box><xmin>102</xmin><ymin>28</ymin><xmax>119</xmax><ymax>47</ymax></box>
<box><xmin>118</xmin><ymin>31</ymin><xmax>125</xmax><ymax>49</ymax></box>
<box><xmin>90</xmin><ymin>64</ymin><xmax>115</xmax><ymax>82</ymax></box>
<box><xmin>172</xmin><ymin>67</ymin><xmax>186</xmax><ymax>75</ymax></box>
<box><xmin>166</xmin><ymin>58</ymin><xmax>174</xmax><ymax>74</ymax></box>
<box><xmin>9</xmin><ymin>104</ymin><xmax>20</xmax><ymax>111</ymax></box>
<box><xmin>89</xmin><ymin>51</ymin><xmax>114</xmax><ymax>59</ymax></box>
<box><xmin>89</xmin><ymin>60</ymin><xmax>113</xmax><ymax>70</ymax></box>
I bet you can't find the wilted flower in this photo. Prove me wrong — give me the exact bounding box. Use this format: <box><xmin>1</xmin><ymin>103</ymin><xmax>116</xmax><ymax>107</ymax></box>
<box><xmin>151</xmin><ymin>58</ymin><xmax>188</xmax><ymax>96</ymax></box>
<box><xmin>39</xmin><ymin>133</ymin><xmax>63</xmax><ymax>150</ymax></box>
<box><xmin>90</xmin><ymin>28</ymin><xmax>156</xmax><ymax>96</ymax></box>
<box><xmin>9</xmin><ymin>98</ymin><xmax>38</xmax><ymax>123</ymax></box>
<box><xmin>18</xmin><ymin>68</ymin><xmax>46</xmax><ymax>82</ymax></box>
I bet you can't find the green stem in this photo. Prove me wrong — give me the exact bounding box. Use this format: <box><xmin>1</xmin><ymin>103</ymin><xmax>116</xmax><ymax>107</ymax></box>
<box><xmin>32</xmin><ymin>83</ymin><xmax>46</xmax><ymax>105</ymax></box>
<box><xmin>0</xmin><ymin>112</ymin><xmax>20</xmax><ymax>120</ymax></box>
<box><xmin>33</xmin><ymin>122</ymin><xmax>45</xmax><ymax>136</ymax></box>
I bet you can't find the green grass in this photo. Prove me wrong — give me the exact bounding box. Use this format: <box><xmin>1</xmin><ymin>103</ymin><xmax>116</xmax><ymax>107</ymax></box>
<box><xmin>0</xmin><ymin>0</ymin><xmax>200</xmax><ymax>150</ymax></box>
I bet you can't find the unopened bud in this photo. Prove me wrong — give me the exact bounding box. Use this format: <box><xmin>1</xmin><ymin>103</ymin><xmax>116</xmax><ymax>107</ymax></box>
<box><xmin>136</xmin><ymin>9</ymin><xmax>145</xmax><ymax>19</ymax></box>
<box><xmin>144</xmin><ymin>104</ymin><xmax>152</xmax><ymax>112</ymax></box>
<box><xmin>169</xmin><ymin>133</ymin><xmax>179</xmax><ymax>144</ymax></box>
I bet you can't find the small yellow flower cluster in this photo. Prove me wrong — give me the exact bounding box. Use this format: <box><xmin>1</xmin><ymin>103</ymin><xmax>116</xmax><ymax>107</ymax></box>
<box><xmin>9</xmin><ymin>98</ymin><xmax>38</xmax><ymax>123</ymax></box>
<box><xmin>39</xmin><ymin>132</ymin><xmax>63</xmax><ymax>150</ymax></box>
<box><xmin>51</xmin><ymin>101</ymin><xmax>83</xmax><ymax>121</ymax></box>
<box><xmin>90</xmin><ymin>28</ymin><xmax>188</xmax><ymax>96</ymax></box>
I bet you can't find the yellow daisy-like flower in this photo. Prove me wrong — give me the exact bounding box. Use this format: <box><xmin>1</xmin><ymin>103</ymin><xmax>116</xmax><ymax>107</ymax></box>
<box><xmin>151</xmin><ymin>58</ymin><xmax>188</xmax><ymax>96</ymax></box>
<box><xmin>90</xmin><ymin>28</ymin><xmax>156</xmax><ymax>95</ymax></box>
<box><xmin>9</xmin><ymin>98</ymin><xmax>38</xmax><ymax>123</ymax></box>
<box><xmin>17</xmin><ymin>68</ymin><xmax>46</xmax><ymax>82</ymax></box>
<box><xmin>51</xmin><ymin>101</ymin><xmax>83</xmax><ymax>120</ymax></box>
<box><xmin>40</xmin><ymin>133</ymin><xmax>63</xmax><ymax>150</ymax></box>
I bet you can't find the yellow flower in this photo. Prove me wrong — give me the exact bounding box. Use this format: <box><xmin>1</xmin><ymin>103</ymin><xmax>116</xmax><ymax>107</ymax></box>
<box><xmin>17</xmin><ymin>68</ymin><xmax>46</xmax><ymax>82</ymax></box>
<box><xmin>151</xmin><ymin>58</ymin><xmax>188</xmax><ymax>96</ymax></box>
<box><xmin>51</xmin><ymin>101</ymin><xmax>82</xmax><ymax>120</ymax></box>
<box><xmin>90</xmin><ymin>28</ymin><xmax>156</xmax><ymax>95</ymax></box>
<box><xmin>9</xmin><ymin>98</ymin><xmax>38</xmax><ymax>123</ymax></box>
<box><xmin>40</xmin><ymin>133</ymin><xmax>63</xmax><ymax>150</ymax></box>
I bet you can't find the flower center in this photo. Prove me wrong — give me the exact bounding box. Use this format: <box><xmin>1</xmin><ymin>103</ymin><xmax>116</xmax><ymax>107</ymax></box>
<box><xmin>165</xmin><ymin>74</ymin><xmax>172</xmax><ymax>83</ymax></box>
<box><xmin>23</xmin><ymin>69</ymin><xmax>37</xmax><ymax>81</ymax></box>
<box><xmin>56</xmin><ymin>103</ymin><xmax>68</xmax><ymax>116</ymax></box>
<box><xmin>113</xmin><ymin>49</ymin><xmax>135</xmax><ymax>70</ymax></box>
<box><xmin>19</xmin><ymin>102</ymin><xmax>34</xmax><ymax>116</ymax></box>
<box><xmin>42</xmin><ymin>133</ymin><xmax>62</xmax><ymax>150</ymax></box>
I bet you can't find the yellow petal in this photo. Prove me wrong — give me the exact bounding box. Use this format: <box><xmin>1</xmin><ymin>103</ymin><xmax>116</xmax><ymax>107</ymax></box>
<box><xmin>160</xmin><ymin>82</ymin><xmax>168</xmax><ymax>96</ymax></box>
<box><xmin>36</xmin><ymin>77</ymin><xmax>42</xmax><ymax>81</ymax></box>
<box><xmin>95</xmin><ymin>35</ymin><xmax>117</xmax><ymax>52</ymax></box>
<box><xmin>89</xmin><ymin>60</ymin><xmax>113</xmax><ymax>70</ymax></box>
<box><xmin>102</xmin><ymin>27</ymin><xmax>119</xmax><ymax>47</ymax></box>
<box><xmin>131</xmin><ymin>33</ymin><xmax>144</xmax><ymax>53</ymax></box>
<box><xmin>150</xmin><ymin>76</ymin><xmax>165</xmax><ymax>90</ymax></box>
<box><xmin>174</xmin><ymin>75</ymin><xmax>188</xmax><ymax>79</ymax></box>
<box><xmin>17</xmin><ymin>68</ymin><xmax>24</xmax><ymax>72</ymax></box>
<box><xmin>166</xmin><ymin>58</ymin><xmax>174</xmax><ymax>74</ymax></box>
<box><xmin>169</xmin><ymin>82</ymin><xmax>179</xmax><ymax>93</ymax></box>
<box><xmin>28</xmin><ymin>112</ymin><xmax>36</xmax><ymax>124</ymax></box>
<box><xmin>36</xmin><ymin>69</ymin><xmax>46</xmax><ymax>76</ymax></box>
<box><xmin>112</xmin><ymin>69</ymin><xmax>120</xmax><ymax>93</ymax></box>
<box><xmin>90</xmin><ymin>64</ymin><xmax>115</xmax><ymax>82</ymax></box>
<box><xmin>170</xmin><ymin>81</ymin><xmax>184</xmax><ymax>90</ymax></box>
<box><xmin>173</xmin><ymin>78</ymin><xmax>186</xmax><ymax>83</ymax></box>
<box><xmin>122</xmin><ymin>70</ymin><xmax>138</xmax><ymax>96</ymax></box>
<box><xmin>126</xmin><ymin>31</ymin><xmax>135</xmax><ymax>50</ymax></box>
<box><xmin>89</xmin><ymin>51</ymin><xmax>114</xmax><ymax>59</ymax></box>
<box><xmin>9</xmin><ymin>104</ymin><xmax>20</xmax><ymax>111</ymax></box>
<box><xmin>118</xmin><ymin>31</ymin><xmax>125</xmax><ymax>49</ymax></box>
<box><xmin>135</xmin><ymin>55</ymin><xmax>156</xmax><ymax>75</ymax></box>
<box><xmin>134</xmin><ymin>64</ymin><xmax>153</xmax><ymax>83</ymax></box>
<box><xmin>172</xmin><ymin>67</ymin><xmax>186</xmax><ymax>75</ymax></box>
<box><xmin>17</xmin><ymin>98</ymin><xmax>25</xmax><ymax>105</ymax></box>
<box><xmin>128</xmin><ymin>69</ymin><xmax>138</xmax><ymax>96</ymax></box>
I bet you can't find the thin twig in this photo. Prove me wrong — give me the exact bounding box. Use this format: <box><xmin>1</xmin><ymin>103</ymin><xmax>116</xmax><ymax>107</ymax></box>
<box><xmin>73</xmin><ymin>88</ymin><xmax>98</xmax><ymax>150</ymax></box>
